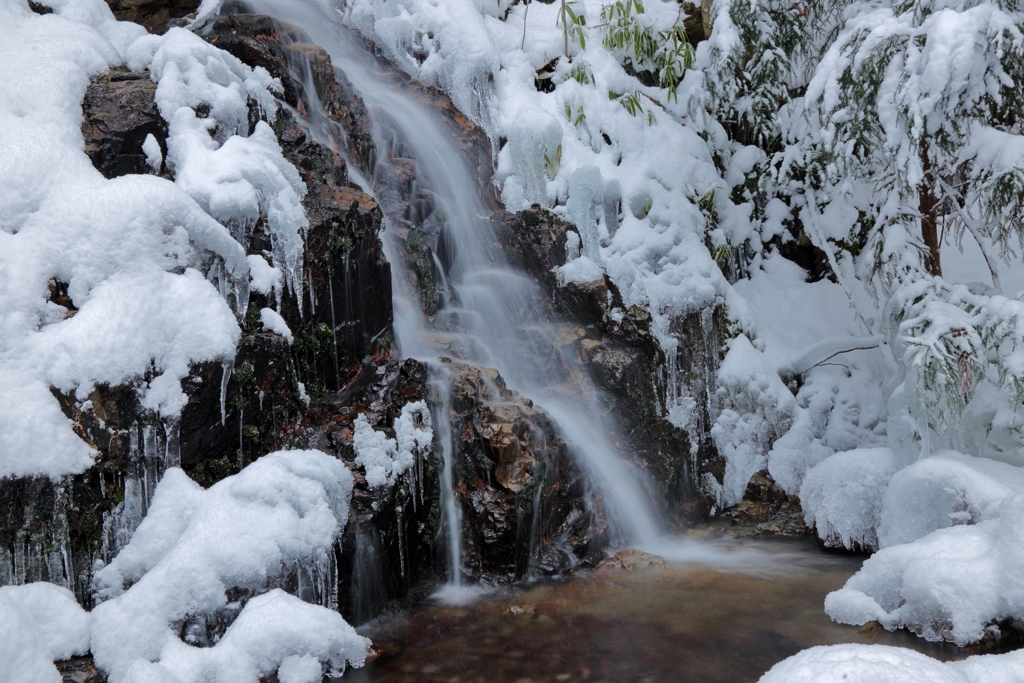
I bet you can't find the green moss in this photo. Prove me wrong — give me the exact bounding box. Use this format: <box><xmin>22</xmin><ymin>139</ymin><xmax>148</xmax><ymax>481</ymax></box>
<box><xmin>242</xmin><ymin>424</ymin><xmax>261</xmax><ymax>443</ymax></box>
<box><xmin>313</xmin><ymin>322</ymin><xmax>333</xmax><ymax>352</ymax></box>
<box><xmin>189</xmin><ymin>457</ymin><xmax>235</xmax><ymax>488</ymax></box>
<box><xmin>245</xmin><ymin>301</ymin><xmax>262</xmax><ymax>330</ymax></box>
<box><xmin>234</xmin><ymin>361</ymin><xmax>255</xmax><ymax>388</ymax></box>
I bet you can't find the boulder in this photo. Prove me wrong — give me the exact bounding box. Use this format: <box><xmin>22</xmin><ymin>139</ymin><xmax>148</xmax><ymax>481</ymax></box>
<box><xmin>81</xmin><ymin>68</ymin><xmax>166</xmax><ymax>179</ymax></box>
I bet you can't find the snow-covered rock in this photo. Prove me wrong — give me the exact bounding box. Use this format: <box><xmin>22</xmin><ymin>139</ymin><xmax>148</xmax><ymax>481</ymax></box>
<box><xmin>877</xmin><ymin>450</ymin><xmax>1024</xmax><ymax>548</ymax></box>
<box><xmin>90</xmin><ymin>449</ymin><xmax>367</xmax><ymax>683</ymax></box>
<box><xmin>800</xmin><ymin>448</ymin><xmax>898</xmax><ymax>550</ymax></box>
<box><xmin>0</xmin><ymin>583</ymin><xmax>91</xmax><ymax>683</ymax></box>
<box><xmin>826</xmin><ymin>493</ymin><xmax>1024</xmax><ymax>646</ymax></box>
<box><xmin>353</xmin><ymin>402</ymin><xmax>433</xmax><ymax>489</ymax></box>
<box><xmin>0</xmin><ymin>0</ymin><xmax>307</xmax><ymax>480</ymax></box>
<box><xmin>760</xmin><ymin>643</ymin><xmax>1024</xmax><ymax>683</ymax></box>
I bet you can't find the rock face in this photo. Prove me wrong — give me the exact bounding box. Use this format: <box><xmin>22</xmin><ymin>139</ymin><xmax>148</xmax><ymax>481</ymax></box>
<box><xmin>504</xmin><ymin>209</ymin><xmax>708</xmax><ymax>524</ymax></box>
<box><xmin>439</xmin><ymin>361</ymin><xmax>609</xmax><ymax>580</ymax></box>
<box><xmin>104</xmin><ymin>0</ymin><xmax>199</xmax><ymax>34</ymax></box>
<box><xmin>81</xmin><ymin>68</ymin><xmax>167</xmax><ymax>178</ymax></box>
<box><xmin>728</xmin><ymin>471</ymin><xmax>808</xmax><ymax>538</ymax></box>
<box><xmin>0</xmin><ymin>11</ymin><xmax>437</xmax><ymax>626</ymax></box>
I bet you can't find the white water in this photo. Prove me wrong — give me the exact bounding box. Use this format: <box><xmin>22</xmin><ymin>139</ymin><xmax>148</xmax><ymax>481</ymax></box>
<box><xmin>233</xmin><ymin>0</ymin><xmax>662</xmax><ymax>581</ymax></box>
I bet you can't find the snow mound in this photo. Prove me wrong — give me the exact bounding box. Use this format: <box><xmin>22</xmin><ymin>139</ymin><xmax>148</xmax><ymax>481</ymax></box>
<box><xmin>758</xmin><ymin>644</ymin><xmax>968</xmax><ymax>683</ymax></box>
<box><xmin>90</xmin><ymin>450</ymin><xmax>367</xmax><ymax>683</ymax></box>
<box><xmin>247</xmin><ymin>254</ymin><xmax>283</xmax><ymax>298</ymax></box>
<box><xmin>760</xmin><ymin>642</ymin><xmax>1024</xmax><ymax>683</ymax></box>
<box><xmin>878</xmin><ymin>451</ymin><xmax>1024</xmax><ymax>548</ymax></box>
<box><xmin>800</xmin><ymin>448</ymin><xmax>898</xmax><ymax>550</ymax></box>
<box><xmin>353</xmin><ymin>401</ymin><xmax>433</xmax><ymax>489</ymax></box>
<box><xmin>260</xmin><ymin>307</ymin><xmax>293</xmax><ymax>343</ymax></box>
<box><xmin>0</xmin><ymin>583</ymin><xmax>90</xmax><ymax>683</ymax></box>
<box><xmin>826</xmin><ymin>493</ymin><xmax>1024</xmax><ymax>646</ymax></box>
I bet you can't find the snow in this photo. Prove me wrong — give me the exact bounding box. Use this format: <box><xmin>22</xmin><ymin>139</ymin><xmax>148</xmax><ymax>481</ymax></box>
<box><xmin>0</xmin><ymin>0</ymin><xmax>312</xmax><ymax>480</ymax></box>
<box><xmin>0</xmin><ymin>452</ymin><xmax>366</xmax><ymax>683</ymax></box>
<box><xmin>800</xmin><ymin>448</ymin><xmax>898</xmax><ymax>550</ymax></box>
<box><xmin>260</xmin><ymin>307</ymin><xmax>293</xmax><ymax>343</ymax></box>
<box><xmin>130</xmin><ymin>26</ymin><xmax>307</xmax><ymax>298</ymax></box>
<box><xmin>91</xmin><ymin>449</ymin><xmax>366</xmax><ymax>682</ymax></box>
<box><xmin>825</xmin><ymin>492</ymin><xmax>1024</xmax><ymax>646</ymax></box>
<box><xmin>710</xmin><ymin>334</ymin><xmax>795</xmax><ymax>505</ymax></box>
<box><xmin>353</xmin><ymin>401</ymin><xmax>433</xmax><ymax>489</ymax></box>
<box><xmin>758</xmin><ymin>644</ymin><xmax>968</xmax><ymax>683</ymax></box>
<box><xmin>143</xmin><ymin>133</ymin><xmax>163</xmax><ymax>172</ymax></box>
<box><xmin>247</xmin><ymin>254</ymin><xmax>283</xmax><ymax>298</ymax></box>
<box><xmin>0</xmin><ymin>583</ymin><xmax>91</xmax><ymax>683</ymax></box>
<box><xmin>760</xmin><ymin>642</ymin><xmax>1024</xmax><ymax>683</ymax></box>
<box><xmin>877</xmin><ymin>450</ymin><xmax>1024</xmax><ymax>547</ymax></box>
<box><xmin>0</xmin><ymin>0</ymin><xmax>247</xmax><ymax>479</ymax></box>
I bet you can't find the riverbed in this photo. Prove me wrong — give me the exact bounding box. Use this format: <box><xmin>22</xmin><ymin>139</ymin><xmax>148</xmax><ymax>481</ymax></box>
<box><xmin>347</xmin><ymin>536</ymin><xmax>966</xmax><ymax>683</ymax></box>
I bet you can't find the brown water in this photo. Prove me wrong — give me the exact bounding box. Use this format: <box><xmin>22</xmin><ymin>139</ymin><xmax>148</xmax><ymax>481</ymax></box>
<box><xmin>346</xmin><ymin>536</ymin><xmax>967</xmax><ymax>683</ymax></box>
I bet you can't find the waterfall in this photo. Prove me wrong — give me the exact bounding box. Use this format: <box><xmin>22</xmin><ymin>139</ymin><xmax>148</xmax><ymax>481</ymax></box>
<box><xmin>239</xmin><ymin>0</ymin><xmax>663</xmax><ymax>583</ymax></box>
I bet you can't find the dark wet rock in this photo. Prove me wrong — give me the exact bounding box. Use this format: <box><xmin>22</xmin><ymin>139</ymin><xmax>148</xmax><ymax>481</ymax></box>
<box><xmin>596</xmin><ymin>548</ymin><xmax>667</xmax><ymax>572</ymax></box>
<box><xmin>278</xmin><ymin>144</ymin><xmax>391</xmax><ymax>396</ymax></box>
<box><xmin>435</xmin><ymin>361</ymin><xmax>614</xmax><ymax>582</ymax></box>
<box><xmin>57</xmin><ymin>656</ymin><xmax>106</xmax><ymax>683</ymax></box>
<box><xmin>104</xmin><ymin>0</ymin><xmax>200</xmax><ymax>34</ymax></box>
<box><xmin>179</xmin><ymin>332</ymin><xmax>307</xmax><ymax>476</ymax></box>
<box><xmin>503</xmin><ymin>206</ymin><xmax>572</xmax><ymax>294</ymax></box>
<box><xmin>305</xmin><ymin>357</ymin><xmax>437</xmax><ymax>624</ymax></box>
<box><xmin>503</xmin><ymin>208</ymin><xmax>704</xmax><ymax>523</ymax></box>
<box><xmin>727</xmin><ymin>471</ymin><xmax>808</xmax><ymax>538</ymax></box>
<box><xmin>206</xmin><ymin>14</ymin><xmax>376</xmax><ymax>175</ymax></box>
<box><xmin>80</xmin><ymin>68</ymin><xmax>167</xmax><ymax>179</ymax></box>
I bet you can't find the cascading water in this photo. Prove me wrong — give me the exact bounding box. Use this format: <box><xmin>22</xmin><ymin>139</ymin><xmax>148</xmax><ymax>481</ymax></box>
<box><xmin>234</xmin><ymin>0</ymin><xmax>662</xmax><ymax>583</ymax></box>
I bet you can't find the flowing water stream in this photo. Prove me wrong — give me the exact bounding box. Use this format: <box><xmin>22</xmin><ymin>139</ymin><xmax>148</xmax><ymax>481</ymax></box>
<box><xmin>237</xmin><ymin>0</ymin><xmax>662</xmax><ymax>584</ymax></box>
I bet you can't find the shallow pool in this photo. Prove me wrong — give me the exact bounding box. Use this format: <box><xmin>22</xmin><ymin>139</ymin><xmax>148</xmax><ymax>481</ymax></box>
<box><xmin>346</xmin><ymin>536</ymin><xmax>967</xmax><ymax>683</ymax></box>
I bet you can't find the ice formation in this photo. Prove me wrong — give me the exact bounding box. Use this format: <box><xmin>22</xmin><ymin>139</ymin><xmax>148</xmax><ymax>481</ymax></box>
<box><xmin>800</xmin><ymin>448</ymin><xmax>898</xmax><ymax>550</ymax></box>
<box><xmin>353</xmin><ymin>401</ymin><xmax>433</xmax><ymax>489</ymax></box>
<box><xmin>90</xmin><ymin>450</ymin><xmax>366</xmax><ymax>683</ymax></box>
<box><xmin>711</xmin><ymin>335</ymin><xmax>795</xmax><ymax>506</ymax></box>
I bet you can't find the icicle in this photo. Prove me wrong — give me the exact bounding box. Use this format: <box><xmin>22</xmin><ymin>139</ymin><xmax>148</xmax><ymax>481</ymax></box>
<box><xmin>238</xmin><ymin>407</ymin><xmax>245</xmax><ymax>467</ymax></box>
<box><xmin>328</xmin><ymin>275</ymin><xmax>341</xmax><ymax>388</ymax></box>
<box><xmin>0</xmin><ymin>547</ymin><xmax>11</xmax><ymax>587</ymax></box>
<box><xmin>163</xmin><ymin>417</ymin><xmax>181</xmax><ymax>469</ymax></box>
<box><xmin>220</xmin><ymin>359</ymin><xmax>234</xmax><ymax>426</ymax></box>
<box><xmin>396</xmin><ymin>508</ymin><xmax>406</xmax><ymax>579</ymax></box>
<box><xmin>306</xmin><ymin>268</ymin><xmax>316</xmax><ymax>316</ymax></box>
<box><xmin>142</xmin><ymin>424</ymin><xmax>159</xmax><ymax>513</ymax></box>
